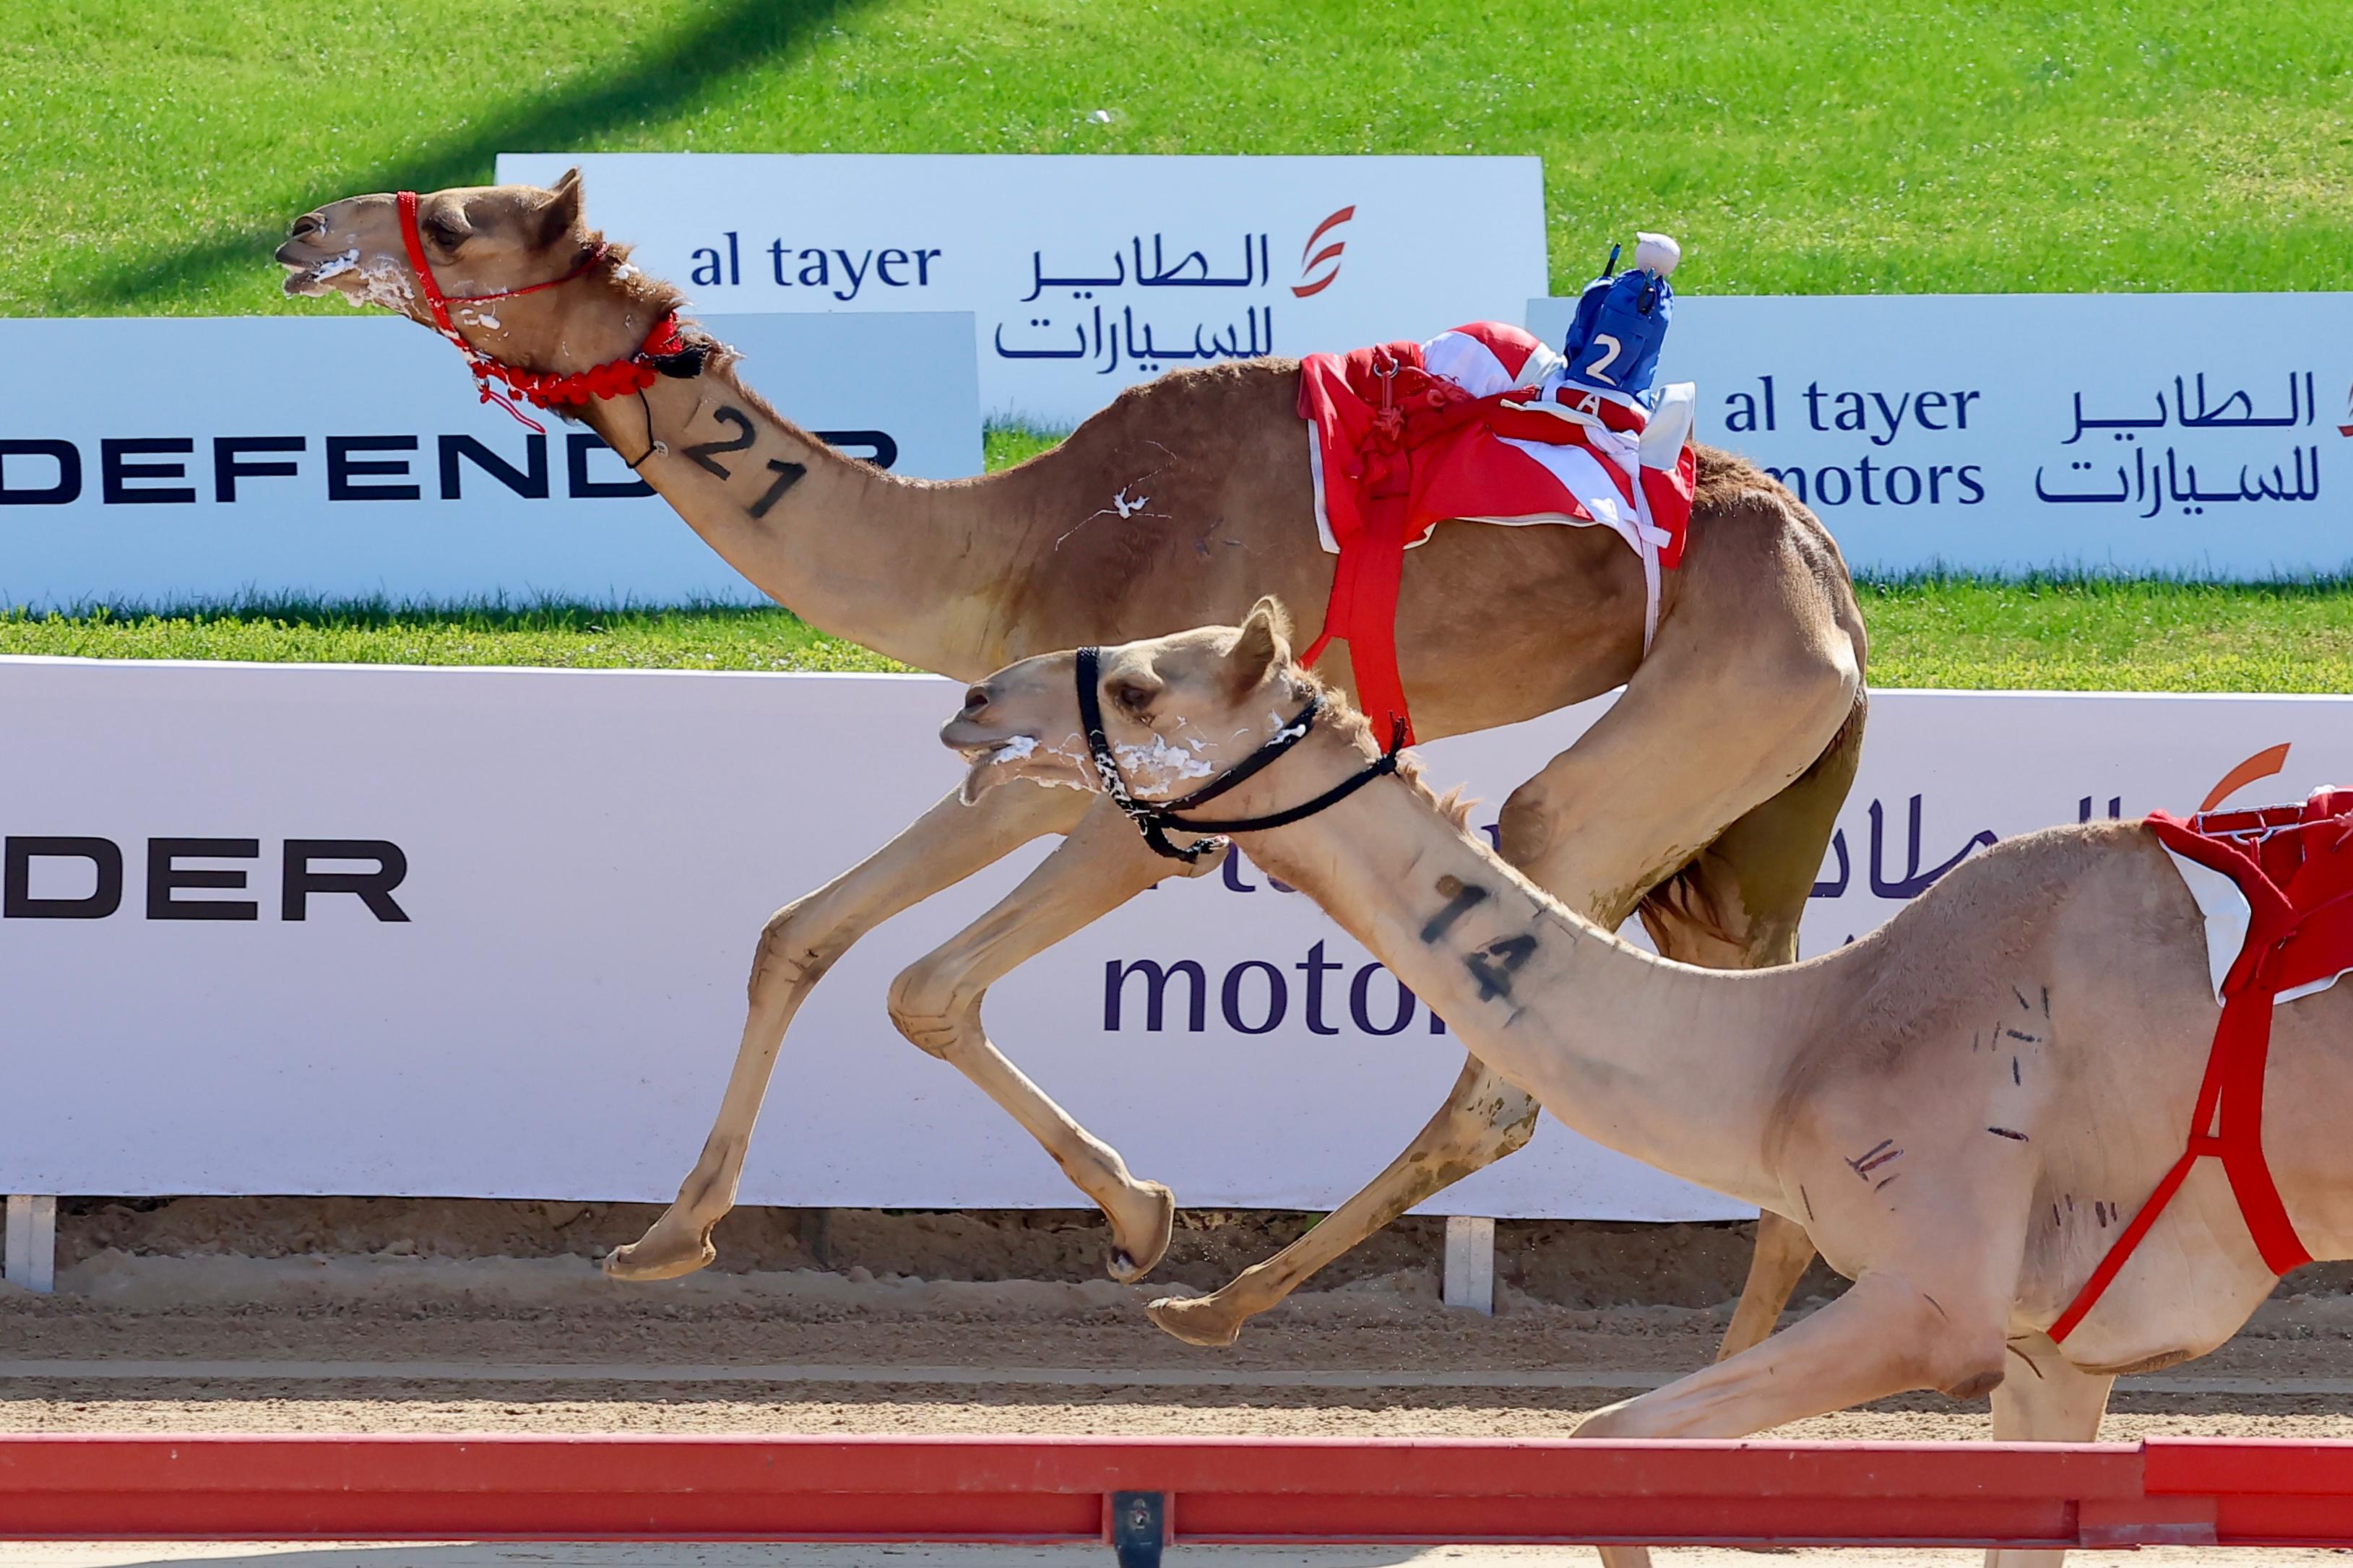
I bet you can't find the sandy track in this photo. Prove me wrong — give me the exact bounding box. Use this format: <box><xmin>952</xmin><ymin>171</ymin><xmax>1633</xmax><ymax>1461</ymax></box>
<box><xmin>8</xmin><ymin>1251</ymin><xmax>2353</xmax><ymax>1437</ymax></box>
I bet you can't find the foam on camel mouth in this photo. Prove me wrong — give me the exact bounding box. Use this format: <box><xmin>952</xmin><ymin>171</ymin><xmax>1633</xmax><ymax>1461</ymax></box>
<box><xmin>964</xmin><ymin>735</ymin><xmax>1040</xmax><ymax>764</ymax></box>
<box><xmin>956</xmin><ymin>734</ymin><xmax>1063</xmax><ymax>805</ymax></box>
<box><xmin>280</xmin><ymin>247</ymin><xmax>362</xmax><ymax>298</ymax></box>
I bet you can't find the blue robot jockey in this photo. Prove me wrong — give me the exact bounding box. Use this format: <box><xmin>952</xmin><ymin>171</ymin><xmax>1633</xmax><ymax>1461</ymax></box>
<box><xmin>1557</xmin><ymin>231</ymin><xmax>1681</xmax><ymax>407</ymax></box>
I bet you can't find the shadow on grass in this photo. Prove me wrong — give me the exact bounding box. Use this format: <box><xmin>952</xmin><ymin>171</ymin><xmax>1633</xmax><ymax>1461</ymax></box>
<box><xmin>51</xmin><ymin>0</ymin><xmax>869</xmax><ymax>314</ymax></box>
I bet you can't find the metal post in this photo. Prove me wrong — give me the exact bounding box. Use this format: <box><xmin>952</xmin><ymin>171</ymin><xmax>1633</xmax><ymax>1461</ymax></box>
<box><xmin>4</xmin><ymin>1196</ymin><xmax>57</xmax><ymax>1294</ymax></box>
<box><xmin>1107</xmin><ymin>1490</ymin><xmax>1165</xmax><ymax>1567</ymax></box>
<box><xmin>1442</xmin><ymin>1214</ymin><xmax>1495</xmax><ymax>1314</ymax></box>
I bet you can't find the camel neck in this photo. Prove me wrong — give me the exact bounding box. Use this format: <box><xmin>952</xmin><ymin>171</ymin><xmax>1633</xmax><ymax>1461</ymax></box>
<box><xmin>1237</xmin><ymin>753</ymin><xmax>1816</xmax><ymax>1205</ymax></box>
<box><xmin>577</xmin><ymin>362</ymin><xmax>1025</xmax><ymax>680</ymax></box>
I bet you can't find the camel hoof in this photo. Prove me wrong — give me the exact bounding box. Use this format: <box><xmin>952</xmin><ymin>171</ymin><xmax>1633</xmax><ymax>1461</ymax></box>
<box><xmin>1145</xmin><ymin>1293</ymin><xmax>1244</xmax><ymax>1348</ymax></box>
<box><xmin>1106</xmin><ymin>1181</ymin><xmax>1176</xmax><ymax>1283</ymax></box>
<box><xmin>600</xmin><ymin>1225</ymin><xmax>719</xmax><ymax>1283</ymax></box>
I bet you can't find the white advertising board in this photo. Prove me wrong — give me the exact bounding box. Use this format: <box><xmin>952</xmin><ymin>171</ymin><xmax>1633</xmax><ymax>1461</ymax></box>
<box><xmin>496</xmin><ymin>153</ymin><xmax>1548</xmax><ymax>428</ymax></box>
<box><xmin>1525</xmin><ymin>293</ymin><xmax>2353</xmax><ymax>578</ymax></box>
<box><xmin>0</xmin><ymin>312</ymin><xmax>980</xmax><ymax>609</ymax></box>
<box><xmin>6</xmin><ymin>659</ymin><xmax>2352</xmax><ymax>1218</ymax></box>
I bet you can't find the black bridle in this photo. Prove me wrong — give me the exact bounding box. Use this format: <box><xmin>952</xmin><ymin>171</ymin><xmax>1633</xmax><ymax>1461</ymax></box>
<box><xmin>1075</xmin><ymin>645</ymin><xmax>1404</xmax><ymax>863</ymax></box>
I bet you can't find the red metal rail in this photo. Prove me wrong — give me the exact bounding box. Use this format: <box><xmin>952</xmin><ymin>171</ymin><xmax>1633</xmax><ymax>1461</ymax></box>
<box><xmin>3</xmin><ymin>1434</ymin><xmax>2352</xmax><ymax>1550</ymax></box>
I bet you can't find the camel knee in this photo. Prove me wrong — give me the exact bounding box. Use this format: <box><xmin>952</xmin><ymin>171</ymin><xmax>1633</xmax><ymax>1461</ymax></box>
<box><xmin>886</xmin><ymin>950</ymin><xmax>980</xmax><ymax>1060</ymax></box>
<box><xmin>1930</xmin><ymin>1353</ymin><xmax>2008</xmax><ymax>1403</ymax></box>
<box><xmin>749</xmin><ymin>895</ymin><xmax>853</xmax><ymax>1001</ymax></box>
<box><xmin>1426</xmin><ymin>1076</ymin><xmax>1541</xmax><ymax>1162</ymax></box>
<box><xmin>1769</xmin><ymin>638</ymin><xmax>1865</xmax><ymax>780</ymax></box>
<box><xmin>1493</xmin><ymin>783</ymin><xmax>1554</xmax><ymax>871</ymax></box>
<box><xmin>1571</xmin><ymin>1399</ymin><xmax>1647</xmax><ymax>1441</ymax></box>
<box><xmin>1478</xmin><ymin>1099</ymin><xmax>1542</xmax><ymax>1159</ymax></box>
<box><xmin>1893</xmin><ymin>1301</ymin><xmax>2008</xmax><ymax>1400</ymax></box>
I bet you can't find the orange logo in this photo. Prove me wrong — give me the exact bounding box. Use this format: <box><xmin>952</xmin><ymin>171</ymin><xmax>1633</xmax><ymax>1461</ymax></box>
<box><xmin>2200</xmin><ymin>742</ymin><xmax>2292</xmax><ymax>813</ymax></box>
<box><xmin>1293</xmin><ymin>206</ymin><xmax>1355</xmax><ymax>298</ymax></box>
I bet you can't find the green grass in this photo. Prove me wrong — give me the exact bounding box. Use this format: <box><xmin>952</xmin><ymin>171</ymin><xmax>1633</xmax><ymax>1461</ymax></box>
<box><xmin>982</xmin><ymin>421</ymin><xmax>1064</xmax><ymax>472</ymax></box>
<box><xmin>0</xmin><ymin>599</ymin><xmax>907</xmax><ymax>671</ymax></box>
<box><xmin>9</xmin><ymin>1</ymin><xmax>2349</xmax><ymax>690</ymax></box>
<box><xmin>6</xmin><ymin>0</ymin><xmax>2349</xmax><ymax>319</ymax></box>
<box><xmin>11</xmin><ymin>579</ymin><xmax>2353</xmax><ymax>692</ymax></box>
<box><xmin>1861</xmin><ymin>578</ymin><xmax>2353</xmax><ymax>693</ymax></box>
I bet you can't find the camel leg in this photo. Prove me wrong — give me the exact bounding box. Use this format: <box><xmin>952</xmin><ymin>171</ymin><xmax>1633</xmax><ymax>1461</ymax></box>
<box><xmin>888</xmin><ymin>807</ymin><xmax>1214</xmax><ymax>1281</ymax></box>
<box><xmin>1985</xmin><ymin>1336</ymin><xmax>2115</xmax><ymax>1568</ymax></box>
<box><xmin>605</xmin><ymin>780</ymin><xmax>1091</xmax><ymax>1281</ymax></box>
<box><xmin>1573</xmin><ymin>1270</ymin><xmax>2008</xmax><ymax>1568</ymax></box>
<box><xmin>1149</xmin><ymin>1054</ymin><xmax>1539</xmax><ymax>1346</ymax></box>
<box><xmin>1714</xmin><ymin>1212</ymin><xmax>1819</xmax><ymax>1360</ymax></box>
<box><xmin>1149</xmin><ymin>610</ymin><xmax>1863</xmax><ymax>1348</ymax></box>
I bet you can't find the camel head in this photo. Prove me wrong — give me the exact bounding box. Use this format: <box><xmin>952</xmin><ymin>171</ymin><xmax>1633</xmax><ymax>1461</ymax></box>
<box><xmin>943</xmin><ymin>597</ymin><xmax>1311</xmax><ymax>807</ymax></box>
<box><xmin>275</xmin><ymin>169</ymin><xmax>671</xmax><ymax>376</ymax></box>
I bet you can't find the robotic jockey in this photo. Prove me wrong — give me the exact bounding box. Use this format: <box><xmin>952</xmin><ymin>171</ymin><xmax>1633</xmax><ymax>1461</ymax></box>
<box><xmin>1555</xmin><ymin>232</ymin><xmax>1680</xmax><ymax>408</ymax></box>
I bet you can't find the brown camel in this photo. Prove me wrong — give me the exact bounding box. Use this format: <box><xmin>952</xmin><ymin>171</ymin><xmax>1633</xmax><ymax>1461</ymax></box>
<box><xmin>949</xmin><ymin>599</ymin><xmax>2353</xmax><ymax>1568</ymax></box>
<box><xmin>277</xmin><ymin>171</ymin><xmax>1867</xmax><ymax>1353</ymax></box>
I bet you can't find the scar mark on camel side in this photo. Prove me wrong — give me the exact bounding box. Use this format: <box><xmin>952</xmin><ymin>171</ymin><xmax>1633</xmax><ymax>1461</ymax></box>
<box><xmin>1053</xmin><ymin>444</ymin><xmax>1179</xmax><ymax>549</ymax></box>
<box><xmin>1987</xmin><ymin>1126</ymin><xmax>2029</xmax><ymax>1141</ymax></box>
<box><xmin>1847</xmin><ymin>1139</ymin><xmax>1903</xmax><ymax>1179</ymax></box>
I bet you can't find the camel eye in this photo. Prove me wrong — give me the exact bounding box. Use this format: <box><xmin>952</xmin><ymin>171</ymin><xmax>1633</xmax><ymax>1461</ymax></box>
<box><xmin>1109</xmin><ymin>679</ymin><xmax>1154</xmax><ymax>716</ymax></box>
<box><xmin>425</xmin><ymin>217</ymin><xmax>465</xmax><ymax>251</ymax></box>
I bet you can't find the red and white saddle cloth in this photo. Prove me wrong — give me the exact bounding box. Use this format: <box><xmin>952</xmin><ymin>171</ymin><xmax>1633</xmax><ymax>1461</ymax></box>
<box><xmin>2050</xmin><ymin>788</ymin><xmax>2353</xmax><ymax>1343</ymax></box>
<box><xmin>1297</xmin><ymin>321</ymin><xmax>1697</xmax><ymax>748</ymax></box>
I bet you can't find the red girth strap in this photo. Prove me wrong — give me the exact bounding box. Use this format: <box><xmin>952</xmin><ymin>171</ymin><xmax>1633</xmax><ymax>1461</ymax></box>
<box><xmin>2047</xmin><ymin>805</ymin><xmax>2348</xmax><ymax>1343</ymax></box>
<box><xmin>1297</xmin><ymin>347</ymin><xmax>1514</xmax><ymax>751</ymax></box>
<box><xmin>396</xmin><ymin>189</ymin><xmax>680</xmax><ymax>433</ymax></box>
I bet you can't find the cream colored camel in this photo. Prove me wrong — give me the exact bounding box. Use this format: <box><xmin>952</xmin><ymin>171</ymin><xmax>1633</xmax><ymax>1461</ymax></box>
<box><xmin>949</xmin><ymin>599</ymin><xmax>2350</xmax><ymax>1568</ymax></box>
<box><xmin>277</xmin><ymin>173</ymin><xmax>1862</xmax><ymax>1352</ymax></box>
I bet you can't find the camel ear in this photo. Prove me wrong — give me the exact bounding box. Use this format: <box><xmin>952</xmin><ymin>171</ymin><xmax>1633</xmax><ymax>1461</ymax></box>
<box><xmin>1228</xmin><ymin>596</ymin><xmax>1293</xmax><ymax>695</ymax></box>
<box><xmin>536</xmin><ymin>167</ymin><xmax>584</xmax><ymax>248</ymax></box>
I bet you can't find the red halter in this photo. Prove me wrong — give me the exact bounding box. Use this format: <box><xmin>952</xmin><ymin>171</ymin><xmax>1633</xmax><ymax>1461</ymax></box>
<box><xmin>397</xmin><ymin>189</ymin><xmax>687</xmax><ymax>434</ymax></box>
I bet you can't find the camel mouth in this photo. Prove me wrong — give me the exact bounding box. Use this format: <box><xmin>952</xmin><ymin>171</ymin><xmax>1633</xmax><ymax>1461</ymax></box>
<box><xmin>952</xmin><ymin>733</ymin><xmax>1038</xmax><ymax>773</ymax></box>
<box><xmin>949</xmin><ymin>732</ymin><xmax>1087</xmax><ymax>807</ymax></box>
<box><xmin>951</xmin><ymin>731</ymin><xmax>1030</xmax><ymax>759</ymax></box>
<box><xmin>278</xmin><ymin>246</ymin><xmax>362</xmax><ymax>299</ymax></box>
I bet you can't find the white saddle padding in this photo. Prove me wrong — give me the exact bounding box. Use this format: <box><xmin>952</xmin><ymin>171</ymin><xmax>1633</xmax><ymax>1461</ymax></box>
<box><xmin>2163</xmin><ymin>847</ymin><xmax>2353</xmax><ymax>1006</ymax></box>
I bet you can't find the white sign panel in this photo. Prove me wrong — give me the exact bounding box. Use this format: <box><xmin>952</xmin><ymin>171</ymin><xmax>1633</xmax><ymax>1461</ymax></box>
<box><xmin>497</xmin><ymin>153</ymin><xmax>1549</xmax><ymax>428</ymax></box>
<box><xmin>0</xmin><ymin>313</ymin><xmax>981</xmax><ymax>609</ymax></box>
<box><xmin>4</xmin><ymin>659</ymin><xmax>2351</xmax><ymax>1219</ymax></box>
<box><xmin>1527</xmin><ymin>293</ymin><xmax>2353</xmax><ymax>577</ymax></box>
